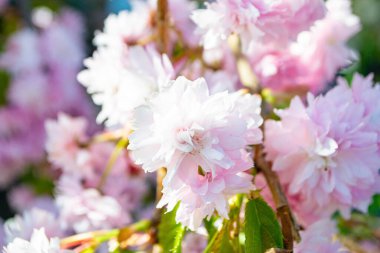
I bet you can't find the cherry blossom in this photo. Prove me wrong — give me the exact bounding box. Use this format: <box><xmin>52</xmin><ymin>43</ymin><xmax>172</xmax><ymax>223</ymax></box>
<box><xmin>264</xmin><ymin>78</ymin><xmax>380</xmax><ymax>224</ymax></box>
<box><xmin>3</xmin><ymin>228</ymin><xmax>72</xmax><ymax>253</ymax></box>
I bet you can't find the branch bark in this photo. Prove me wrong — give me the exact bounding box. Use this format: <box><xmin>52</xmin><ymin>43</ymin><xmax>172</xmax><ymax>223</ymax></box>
<box><xmin>254</xmin><ymin>145</ymin><xmax>301</xmax><ymax>250</ymax></box>
<box><xmin>156</xmin><ymin>0</ymin><xmax>170</xmax><ymax>54</ymax></box>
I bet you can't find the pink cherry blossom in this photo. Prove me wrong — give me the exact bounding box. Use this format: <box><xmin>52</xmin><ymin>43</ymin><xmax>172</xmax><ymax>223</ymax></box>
<box><xmin>45</xmin><ymin>113</ymin><xmax>89</xmax><ymax>173</ymax></box>
<box><xmin>293</xmin><ymin>0</ymin><xmax>360</xmax><ymax>92</ymax></box>
<box><xmin>249</xmin><ymin>0</ymin><xmax>360</xmax><ymax>93</ymax></box>
<box><xmin>182</xmin><ymin>233</ymin><xmax>207</xmax><ymax>253</ymax></box>
<box><xmin>129</xmin><ymin>76</ymin><xmax>262</xmax><ymax>229</ymax></box>
<box><xmin>4</xmin><ymin>208</ymin><xmax>63</xmax><ymax>243</ymax></box>
<box><xmin>264</xmin><ymin>80</ymin><xmax>380</xmax><ymax>225</ymax></box>
<box><xmin>192</xmin><ymin>0</ymin><xmax>326</xmax><ymax>51</ymax></box>
<box><xmin>56</xmin><ymin>175</ymin><xmax>130</xmax><ymax>233</ymax></box>
<box><xmin>0</xmin><ymin>29</ymin><xmax>42</xmax><ymax>74</ymax></box>
<box><xmin>344</xmin><ymin>74</ymin><xmax>380</xmax><ymax>139</ymax></box>
<box><xmin>94</xmin><ymin>2</ymin><xmax>153</xmax><ymax>49</ymax></box>
<box><xmin>0</xmin><ymin>108</ymin><xmax>45</xmax><ymax>187</ymax></box>
<box><xmin>78</xmin><ymin>45</ymin><xmax>174</xmax><ymax>127</ymax></box>
<box><xmin>158</xmin><ymin>165</ymin><xmax>254</xmax><ymax>230</ymax></box>
<box><xmin>294</xmin><ymin>219</ymin><xmax>349</xmax><ymax>253</ymax></box>
<box><xmin>8</xmin><ymin>71</ymin><xmax>50</xmax><ymax>116</ymax></box>
<box><xmin>3</xmin><ymin>228</ymin><xmax>73</xmax><ymax>253</ymax></box>
<box><xmin>7</xmin><ymin>186</ymin><xmax>56</xmax><ymax>214</ymax></box>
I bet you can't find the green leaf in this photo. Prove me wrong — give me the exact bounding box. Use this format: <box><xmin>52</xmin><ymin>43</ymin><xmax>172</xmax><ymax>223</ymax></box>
<box><xmin>244</xmin><ymin>198</ymin><xmax>283</xmax><ymax>253</ymax></box>
<box><xmin>368</xmin><ymin>194</ymin><xmax>380</xmax><ymax>217</ymax></box>
<box><xmin>159</xmin><ymin>205</ymin><xmax>185</xmax><ymax>253</ymax></box>
<box><xmin>203</xmin><ymin>221</ymin><xmax>234</xmax><ymax>253</ymax></box>
<box><xmin>204</xmin><ymin>217</ymin><xmax>218</xmax><ymax>242</ymax></box>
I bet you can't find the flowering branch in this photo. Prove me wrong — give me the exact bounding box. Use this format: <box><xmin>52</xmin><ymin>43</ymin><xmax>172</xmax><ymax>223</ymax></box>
<box><xmin>254</xmin><ymin>145</ymin><xmax>301</xmax><ymax>250</ymax></box>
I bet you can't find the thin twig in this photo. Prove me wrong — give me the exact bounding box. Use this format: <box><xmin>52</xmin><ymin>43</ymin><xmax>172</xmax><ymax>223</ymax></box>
<box><xmin>97</xmin><ymin>137</ymin><xmax>129</xmax><ymax>190</ymax></box>
<box><xmin>156</xmin><ymin>0</ymin><xmax>170</xmax><ymax>54</ymax></box>
<box><xmin>254</xmin><ymin>145</ymin><xmax>301</xmax><ymax>250</ymax></box>
<box><xmin>337</xmin><ymin>236</ymin><xmax>368</xmax><ymax>253</ymax></box>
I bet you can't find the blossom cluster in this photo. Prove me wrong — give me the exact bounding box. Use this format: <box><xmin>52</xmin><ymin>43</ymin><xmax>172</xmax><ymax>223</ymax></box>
<box><xmin>1</xmin><ymin>0</ymin><xmax>379</xmax><ymax>252</ymax></box>
<box><xmin>0</xmin><ymin>7</ymin><xmax>93</xmax><ymax>187</ymax></box>
<box><xmin>265</xmin><ymin>73</ymin><xmax>380</xmax><ymax>226</ymax></box>
<box><xmin>1</xmin><ymin>113</ymin><xmax>148</xmax><ymax>251</ymax></box>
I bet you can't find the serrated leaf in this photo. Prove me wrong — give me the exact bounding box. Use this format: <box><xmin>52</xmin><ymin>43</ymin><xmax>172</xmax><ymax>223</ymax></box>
<box><xmin>245</xmin><ymin>198</ymin><xmax>283</xmax><ymax>253</ymax></box>
<box><xmin>203</xmin><ymin>221</ymin><xmax>234</xmax><ymax>253</ymax></box>
<box><xmin>159</xmin><ymin>205</ymin><xmax>185</xmax><ymax>253</ymax></box>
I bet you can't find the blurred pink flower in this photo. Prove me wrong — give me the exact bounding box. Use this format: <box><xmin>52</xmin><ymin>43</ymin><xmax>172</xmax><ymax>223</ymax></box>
<box><xmin>45</xmin><ymin>113</ymin><xmax>89</xmax><ymax>173</ymax></box>
<box><xmin>249</xmin><ymin>0</ymin><xmax>360</xmax><ymax>93</ymax></box>
<box><xmin>264</xmin><ymin>79</ymin><xmax>380</xmax><ymax>225</ymax></box>
<box><xmin>94</xmin><ymin>2</ymin><xmax>152</xmax><ymax>49</ymax></box>
<box><xmin>294</xmin><ymin>219</ymin><xmax>349</xmax><ymax>253</ymax></box>
<box><xmin>8</xmin><ymin>71</ymin><xmax>50</xmax><ymax>115</ymax></box>
<box><xmin>0</xmin><ymin>29</ymin><xmax>42</xmax><ymax>74</ymax></box>
<box><xmin>182</xmin><ymin>233</ymin><xmax>207</xmax><ymax>253</ymax></box>
<box><xmin>4</xmin><ymin>208</ymin><xmax>63</xmax><ymax>243</ymax></box>
<box><xmin>56</xmin><ymin>176</ymin><xmax>130</xmax><ymax>233</ymax></box>
<box><xmin>7</xmin><ymin>186</ymin><xmax>56</xmax><ymax>214</ymax></box>
<box><xmin>192</xmin><ymin>0</ymin><xmax>325</xmax><ymax>51</ymax></box>
<box><xmin>3</xmin><ymin>228</ymin><xmax>72</xmax><ymax>253</ymax></box>
<box><xmin>0</xmin><ymin>108</ymin><xmax>45</xmax><ymax>187</ymax></box>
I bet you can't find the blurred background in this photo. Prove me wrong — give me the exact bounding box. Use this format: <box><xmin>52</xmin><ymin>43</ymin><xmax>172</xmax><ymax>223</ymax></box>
<box><xmin>0</xmin><ymin>0</ymin><xmax>379</xmax><ymax>220</ymax></box>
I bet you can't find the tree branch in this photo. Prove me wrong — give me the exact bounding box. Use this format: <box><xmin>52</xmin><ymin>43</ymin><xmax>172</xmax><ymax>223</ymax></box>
<box><xmin>156</xmin><ymin>0</ymin><xmax>170</xmax><ymax>54</ymax></box>
<box><xmin>254</xmin><ymin>145</ymin><xmax>301</xmax><ymax>250</ymax></box>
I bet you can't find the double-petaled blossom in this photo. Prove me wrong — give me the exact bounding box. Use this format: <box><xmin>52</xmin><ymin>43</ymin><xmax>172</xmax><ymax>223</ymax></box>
<box><xmin>129</xmin><ymin>76</ymin><xmax>263</xmax><ymax>229</ymax></box>
<box><xmin>3</xmin><ymin>228</ymin><xmax>72</xmax><ymax>253</ymax></box>
<box><xmin>249</xmin><ymin>0</ymin><xmax>360</xmax><ymax>93</ymax></box>
<box><xmin>4</xmin><ymin>208</ymin><xmax>62</xmax><ymax>244</ymax></box>
<box><xmin>264</xmin><ymin>74</ymin><xmax>380</xmax><ymax>225</ymax></box>
<box><xmin>294</xmin><ymin>219</ymin><xmax>349</xmax><ymax>253</ymax></box>
<box><xmin>78</xmin><ymin>45</ymin><xmax>174</xmax><ymax>127</ymax></box>
<box><xmin>93</xmin><ymin>2</ymin><xmax>153</xmax><ymax>49</ymax></box>
<box><xmin>192</xmin><ymin>0</ymin><xmax>326</xmax><ymax>51</ymax></box>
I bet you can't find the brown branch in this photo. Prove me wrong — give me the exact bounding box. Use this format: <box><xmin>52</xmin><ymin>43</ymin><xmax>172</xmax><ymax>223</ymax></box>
<box><xmin>254</xmin><ymin>145</ymin><xmax>301</xmax><ymax>250</ymax></box>
<box><xmin>156</xmin><ymin>0</ymin><xmax>170</xmax><ymax>54</ymax></box>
